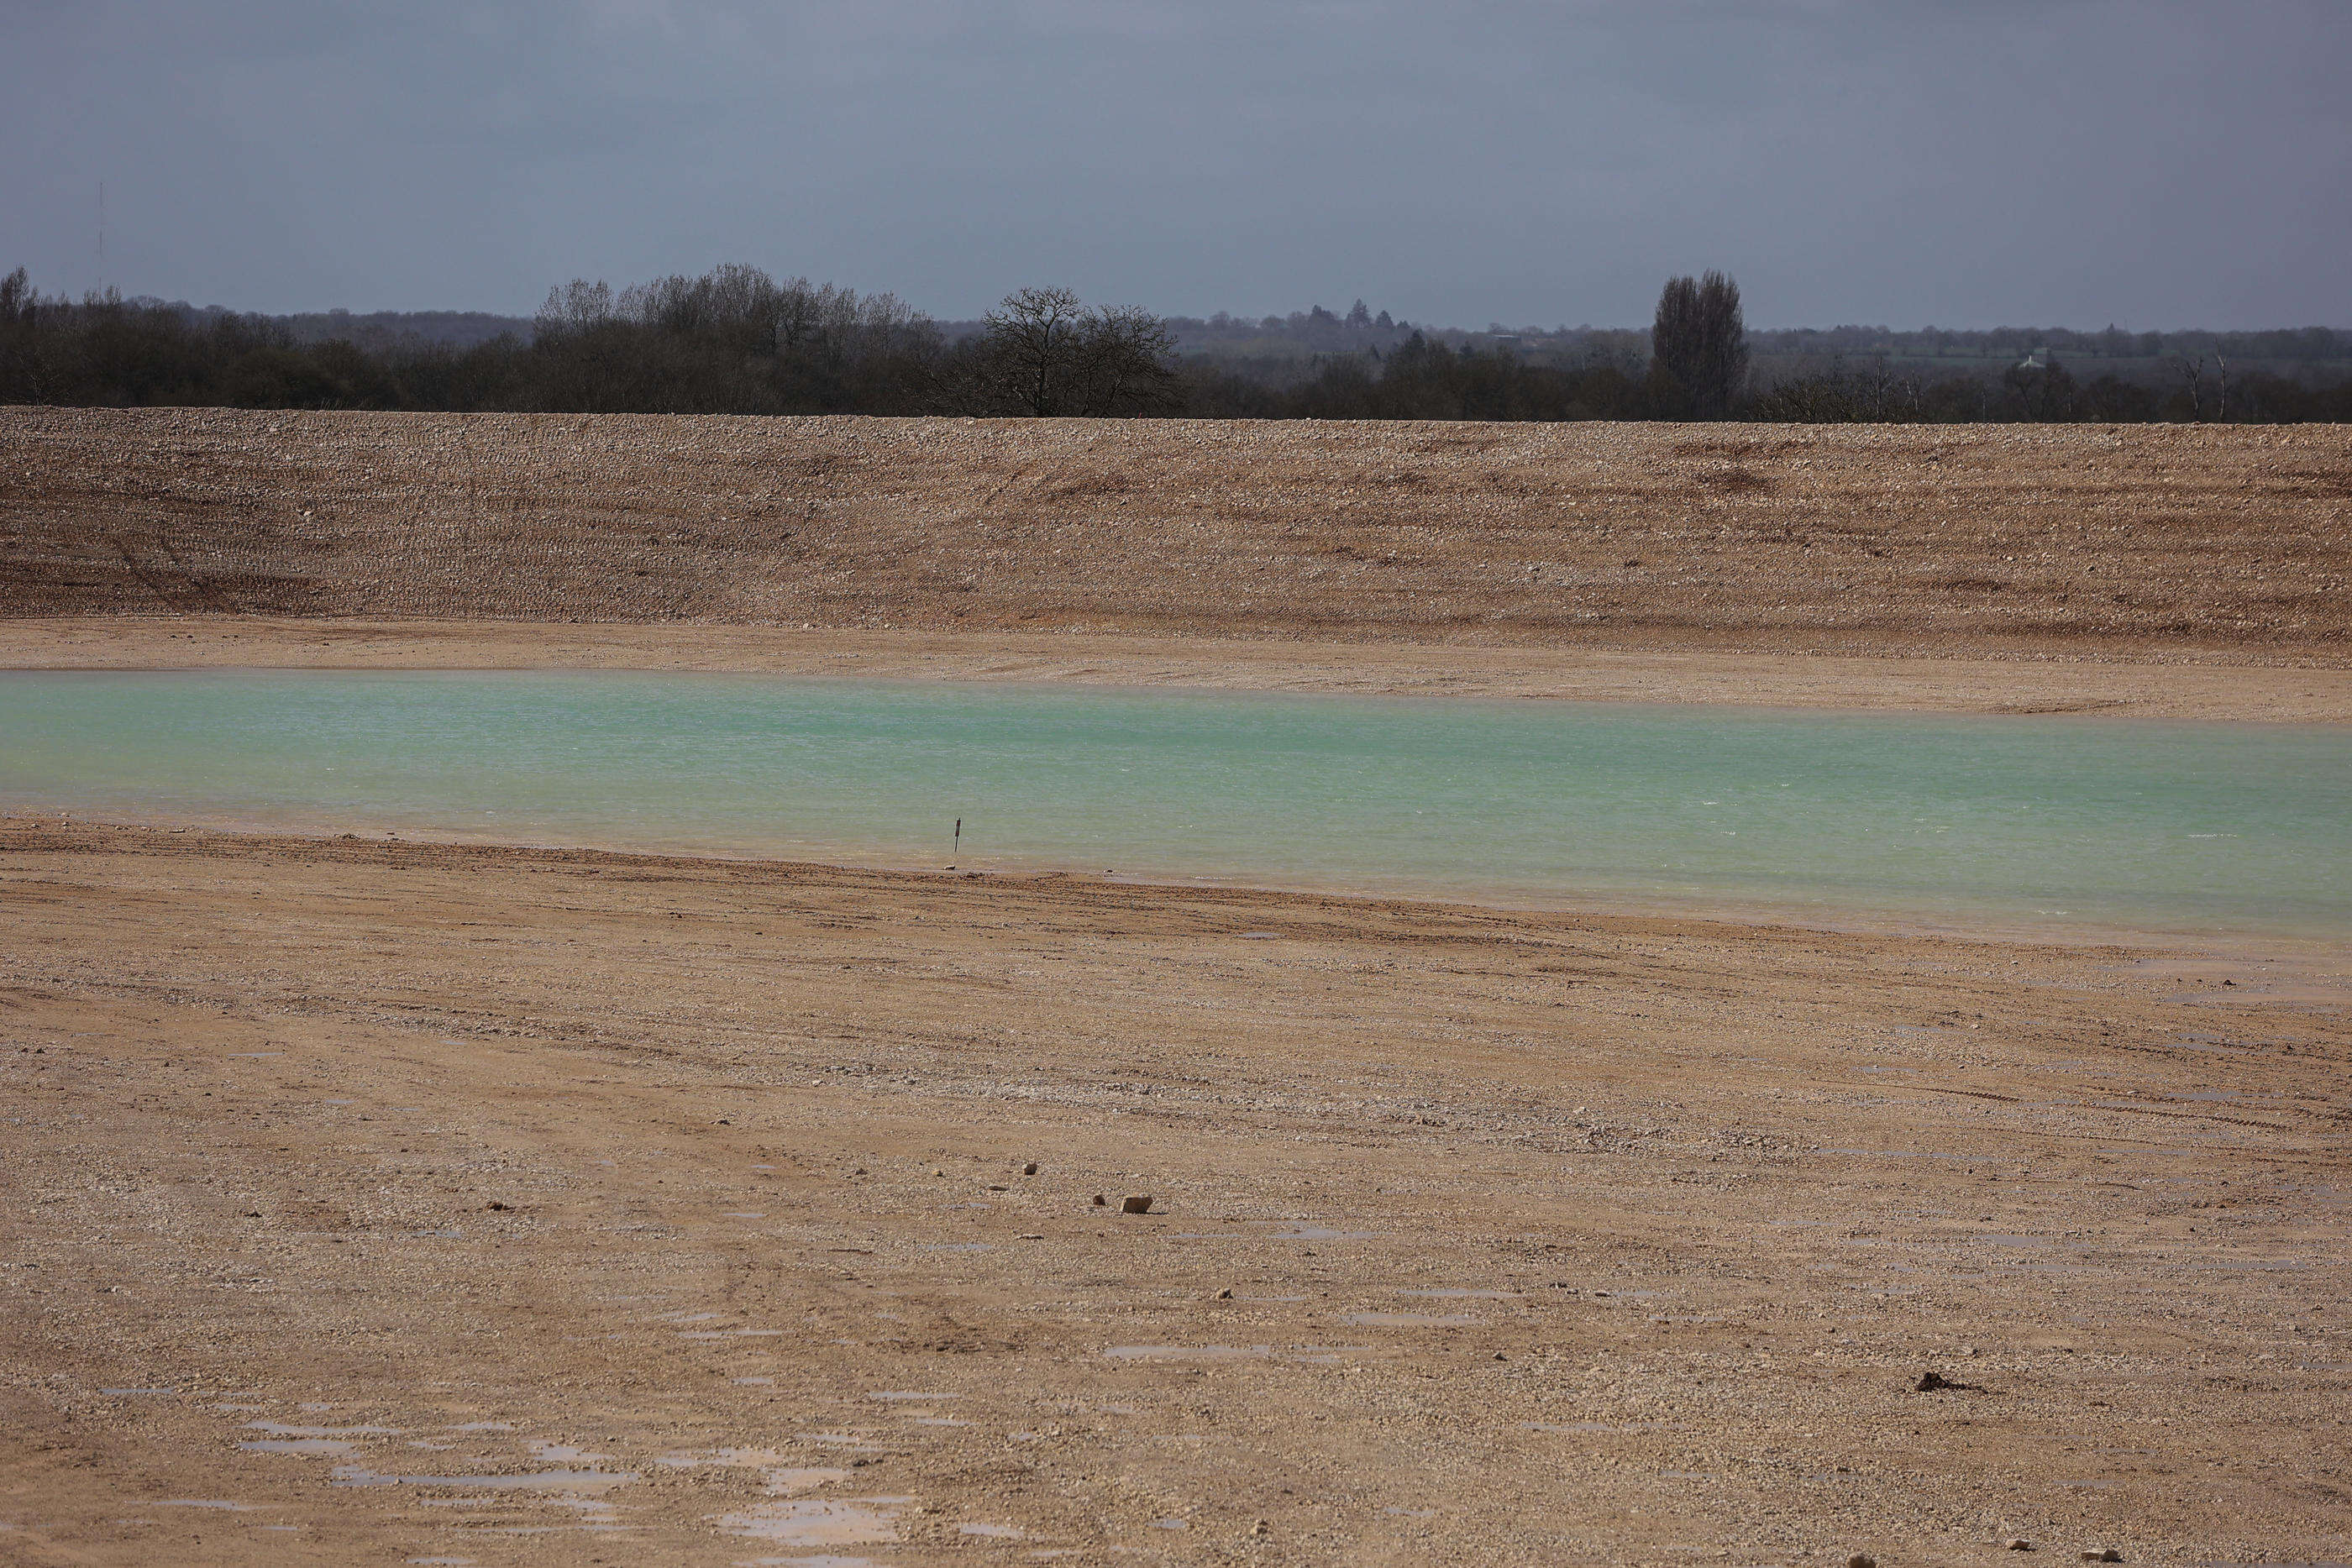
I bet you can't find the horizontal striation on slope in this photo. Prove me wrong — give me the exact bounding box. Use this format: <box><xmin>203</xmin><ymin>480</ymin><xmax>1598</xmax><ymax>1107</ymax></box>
<box><xmin>2</xmin><ymin>407</ymin><xmax>2346</xmax><ymax>652</ymax></box>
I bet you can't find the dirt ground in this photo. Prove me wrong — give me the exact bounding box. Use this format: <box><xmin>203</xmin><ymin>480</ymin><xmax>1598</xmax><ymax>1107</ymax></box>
<box><xmin>5</xmin><ymin>408</ymin><xmax>2348</xmax><ymax>1564</ymax></box>
<box><xmin>4</xmin><ymin>409</ymin><xmax>2348</xmax><ymax>658</ymax></box>
<box><xmin>2</xmin><ymin>821</ymin><xmax>2345</xmax><ymax>1566</ymax></box>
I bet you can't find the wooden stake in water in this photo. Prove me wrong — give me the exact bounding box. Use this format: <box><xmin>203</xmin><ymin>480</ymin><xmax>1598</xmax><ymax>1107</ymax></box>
<box><xmin>951</xmin><ymin>817</ymin><xmax>961</xmax><ymax>868</ymax></box>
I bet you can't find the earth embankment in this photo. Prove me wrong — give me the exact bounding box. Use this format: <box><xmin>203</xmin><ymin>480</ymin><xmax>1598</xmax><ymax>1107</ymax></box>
<box><xmin>3</xmin><ymin>406</ymin><xmax>2347</xmax><ymax>658</ymax></box>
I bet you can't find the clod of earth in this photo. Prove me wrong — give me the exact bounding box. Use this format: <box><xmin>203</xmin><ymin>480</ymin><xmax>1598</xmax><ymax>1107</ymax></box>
<box><xmin>1121</xmin><ymin>1194</ymin><xmax>1154</xmax><ymax>1214</ymax></box>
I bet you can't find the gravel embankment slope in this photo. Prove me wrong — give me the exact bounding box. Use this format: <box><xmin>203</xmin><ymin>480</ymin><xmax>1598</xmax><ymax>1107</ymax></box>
<box><xmin>3</xmin><ymin>406</ymin><xmax>2346</xmax><ymax>656</ymax></box>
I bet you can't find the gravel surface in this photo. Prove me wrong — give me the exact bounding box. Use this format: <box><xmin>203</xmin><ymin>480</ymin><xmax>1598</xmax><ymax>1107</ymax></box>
<box><xmin>5</xmin><ymin>409</ymin><xmax>2346</xmax><ymax>657</ymax></box>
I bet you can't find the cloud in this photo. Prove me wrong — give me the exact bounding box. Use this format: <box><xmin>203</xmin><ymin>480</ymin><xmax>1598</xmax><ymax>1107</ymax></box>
<box><xmin>3</xmin><ymin>0</ymin><xmax>2344</xmax><ymax>324</ymax></box>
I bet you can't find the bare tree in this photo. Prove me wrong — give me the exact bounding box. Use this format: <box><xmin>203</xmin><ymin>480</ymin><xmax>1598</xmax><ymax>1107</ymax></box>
<box><xmin>985</xmin><ymin>286</ymin><xmax>1086</xmax><ymax>415</ymax></box>
<box><xmin>2176</xmin><ymin>354</ymin><xmax>2207</xmax><ymax>420</ymax></box>
<box><xmin>1651</xmin><ymin>270</ymin><xmax>1750</xmax><ymax>419</ymax></box>
<box><xmin>972</xmin><ymin>287</ymin><xmax>1179</xmax><ymax>417</ymax></box>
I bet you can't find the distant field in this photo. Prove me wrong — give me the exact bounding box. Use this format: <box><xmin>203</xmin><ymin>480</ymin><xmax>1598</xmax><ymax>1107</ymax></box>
<box><xmin>3</xmin><ymin>406</ymin><xmax>2347</xmax><ymax>658</ymax></box>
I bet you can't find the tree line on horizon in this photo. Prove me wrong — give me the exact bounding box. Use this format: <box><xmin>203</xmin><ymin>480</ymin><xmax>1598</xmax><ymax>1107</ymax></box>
<box><xmin>4</xmin><ymin>264</ymin><xmax>2348</xmax><ymax>424</ymax></box>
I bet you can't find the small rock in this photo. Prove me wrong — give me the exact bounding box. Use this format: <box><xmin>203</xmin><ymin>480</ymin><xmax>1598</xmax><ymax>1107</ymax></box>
<box><xmin>1092</xmin><ymin>1194</ymin><xmax>1108</xmax><ymax>1207</ymax></box>
<box><xmin>2080</xmin><ymin>1553</ymin><xmax>2122</xmax><ymax>1564</ymax></box>
<box><xmin>1121</xmin><ymin>1193</ymin><xmax>1154</xmax><ymax>1214</ymax></box>
<box><xmin>486</xmin><ymin>1201</ymin><xmax>510</xmax><ymax>1211</ymax></box>
<box><xmin>1252</xmin><ymin>1519</ymin><xmax>1271</xmax><ymax>1536</ymax></box>
<box><xmin>1214</xmin><ymin>1287</ymin><xmax>1233</xmax><ymax>1299</ymax></box>
<box><xmin>2005</xmin><ymin>1539</ymin><xmax>2034</xmax><ymax>1551</ymax></box>
<box><xmin>1022</xmin><ymin>1162</ymin><xmax>1039</xmax><ymax>1176</ymax></box>
<box><xmin>1916</xmin><ymin>1370</ymin><xmax>1955</xmax><ymax>1392</ymax></box>
<box><xmin>1848</xmin><ymin>1555</ymin><xmax>1877</xmax><ymax>1568</ymax></box>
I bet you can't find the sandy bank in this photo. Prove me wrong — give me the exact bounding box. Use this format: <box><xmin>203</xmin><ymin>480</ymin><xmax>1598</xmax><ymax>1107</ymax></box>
<box><xmin>5</xmin><ymin>407</ymin><xmax>2348</xmax><ymax>659</ymax></box>
<box><xmin>7</xmin><ymin>616</ymin><xmax>2352</xmax><ymax>722</ymax></box>
<box><xmin>1</xmin><ymin>820</ymin><xmax>2345</xmax><ymax>1565</ymax></box>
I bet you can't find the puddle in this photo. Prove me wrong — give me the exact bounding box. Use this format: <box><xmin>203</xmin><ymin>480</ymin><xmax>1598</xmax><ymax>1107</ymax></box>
<box><xmin>1824</xmin><ymin>1149</ymin><xmax>1966</xmax><ymax>1161</ymax></box>
<box><xmin>446</xmin><ymin>1422</ymin><xmax>514</xmax><ymax>1432</ymax></box>
<box><xmin>1262</xmin><ymin>1226</ymin><xmax>1382</xmax><ymax>1240</ymax></box>
<box><xmin>1151</xmin><ymin>1518</ymin><xmax>1191</xmax><ymax>1530</ymax></box>
<box><xmin>102</xmin><ymin>1387</ymin><xmax>176</xmax><ymax>1396</ymax></box>
<box><xmin>711</xmin><ymin>1496</ymin><xmax>908</xmax><ymax>1546</ymax></box>
<box><xmin>1397</xmin><ymin>1288</ymin><xmax>1517</xmax><ymax>1300</ymax></box>
<box><xmin>960</xmin><ymin>1522</ymin><xmax>1025</xmax><ymax>1537</ymax></box>
<box><xmin>141</xmin><ymin>1499</ymin><xmax>259</xmax><ymax>1510</ymax></box>
<box><xmin>246</xmin><ymin>1421</ymin><xmax>401</xmax><ymax>1438</ymax></box>
<box><xmin>526</xmin><ymin>1442</ymin><xmax>610</xmax><ymax>1462</ymax></box>
<box><xmin>765</xmin><ymin>1468</ymin><xmax>853</xmax><ymax>1494</ymax></box>
<box><xmin>796</xmin><ymin>1432</ymin><xmax>883</xmax><ymax>1449</ymax></box>
<box><xmin>1344</xmin><ymin>1312</ymin><xmax>1478</xmax><ymax>1327</ymax></box>
<box><xmin>1523</xmin><ymin>1422</ymin><xmax>1662</xmax><ymax>1434</ymax></box>
<box><xmin>242</xmin><ymin>1438</ymin><xmax>358</xmax><ymax>1455</ymax></box>
<box><xmin>1103</xmin><ymin>1345</ymin><xmax>1272</xmax><ymax>1361</ymax></box>
<box><xmin>329</xmin><ymin>1466</ymin><xmax>638</xmax><ymax>1492</ymax></box>
<box><xmin>721</xmin><ymin>1212</ymin><xmax>768</xmax><ymax>1219</ymax></box>
<box><xmin>1385</xmin><ymin>1507</ymin><xmax>1439</xmax><ymax>1518</ymax></box>
<box><xmin>868</xmin><ymin>1391</ymin><xmax>957</xmax><ymax>1402</ymax></box>
<box><xmin>732</xmin><ymin>1377</ymin><xmax>776</xmax><ymax>1387</ymax></box>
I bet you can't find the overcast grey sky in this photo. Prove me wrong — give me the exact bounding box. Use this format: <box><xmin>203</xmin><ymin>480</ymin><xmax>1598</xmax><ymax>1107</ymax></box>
<box><xmin>4</xmin><ymin>1</ymin><xmax>2346</xmax><ymax>328</ymax></box>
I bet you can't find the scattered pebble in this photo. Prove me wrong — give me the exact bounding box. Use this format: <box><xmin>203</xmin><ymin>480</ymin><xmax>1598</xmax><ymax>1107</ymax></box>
<box><xmin>1021</xmin><ymin>1162</ymin><xmax>1038</xmax><ymax>1176</ymax></box>
<box><xmin>1847</xmin><ymin>1555</ymin><xmax>1877</xmax><ymax>1568</ymax></box>
<box><xmin>2005</xmin><ymin>1540</ymin><xmax>2034</xmax><ymax>1552</ymax></box>
<box><xmin>1091</xmin><ymin>1194</ymin><xmax>1107</xmax><ymax>1207</ymax></box>
<box><xmin>1214</xmin><ymin>1287</ymin><xmax>1232</xmax><ymax>1300</ymax></box>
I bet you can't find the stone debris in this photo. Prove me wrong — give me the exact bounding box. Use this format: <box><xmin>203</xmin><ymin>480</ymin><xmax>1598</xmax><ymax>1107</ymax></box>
<box><xmin>1121</xmin><ymin>1194</ymin><xmax>1154</xmax><ymax>1214</ymax></box>
<box><xmin>1021</xmin><ymin>1162</ymin><xmax>1039</xmax><ymax>1176</ymax></box>
<box><xmin>8</xmin><ymin>408</ymin><xmax>2344</xmax><ymax>657</ymax></box>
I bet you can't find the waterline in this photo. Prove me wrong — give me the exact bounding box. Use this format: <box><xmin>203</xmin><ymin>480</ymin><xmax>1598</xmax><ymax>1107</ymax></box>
<box><xmin>3</xmin><ymin>670</ymin><xmax>2346</xmax><ymax>937</ymax></box>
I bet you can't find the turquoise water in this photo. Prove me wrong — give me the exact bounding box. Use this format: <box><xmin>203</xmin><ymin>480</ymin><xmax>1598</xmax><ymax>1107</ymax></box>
<box><xmin>3</xmin><ymin>670</ymin><xmax>2347</xmax><ymax>936</ymax></box>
